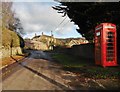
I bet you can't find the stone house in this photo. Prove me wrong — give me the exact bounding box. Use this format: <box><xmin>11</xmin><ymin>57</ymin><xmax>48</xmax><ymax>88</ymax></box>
<box><xmin>32</xmin><ymin>33</ymin><xmax>64</xmax><ymax>49</ymax></box>
<box><xmin>32</xmin><ymin>33</ymin><xmax>57</xmax><ymax>50</ymax></box>
<box><xmin>24</xmin><ymin>39</ymin><xmax>48</xmax><ymax>50</ymax></box>
<box><xmin>33</xmin><ymin>33</ymin><xmax>56</xmax><ymax>42</ymax></box>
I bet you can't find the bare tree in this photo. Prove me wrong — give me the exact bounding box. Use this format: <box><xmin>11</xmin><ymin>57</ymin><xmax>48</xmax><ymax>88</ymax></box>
<box><xmin>2</xmin><ymin>2</ymin><xmax>15</xmax><ymax>29</ymax></box>
<box><xmin>2</xmin><ymin>2</ymin><xmax>24</xmax><ymax>36</ymax></box>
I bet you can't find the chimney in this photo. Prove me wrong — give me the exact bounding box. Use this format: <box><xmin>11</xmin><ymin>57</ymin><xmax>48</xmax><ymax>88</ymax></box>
<box><xmin>35</xmin><ymin>33</ymin><xmax>37</xmax><ymax>37</ymax></box>
<box><xmin>51</xmin><ymin>31</ymin><xmax>53</xmax><ymax>37</ymax></box>
<box><xmin>42</xmin><ymin>32</ymin><xmax>44</xmax><ymax>35</ymax></box>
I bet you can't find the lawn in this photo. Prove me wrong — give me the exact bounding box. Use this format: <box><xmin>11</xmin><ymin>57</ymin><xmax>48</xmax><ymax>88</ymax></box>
<box><xmin>52</xmin><ymin>53</ymin><xmax>88</xmax><ymax>68</ymax></box>
<box><xmin>51</xmin><ymin>53</ymin><xmax>120</xmax><ymax>79</ymax></box>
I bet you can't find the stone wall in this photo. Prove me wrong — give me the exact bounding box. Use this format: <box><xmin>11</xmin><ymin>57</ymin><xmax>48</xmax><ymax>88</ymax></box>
<box><xmin>53</xmin><ymin>43</ymin><xmax>120</xmax><ymax>64</ymax></box>
<box><xmin>70</xmin><ymin>43</ymin><xmax>94</xmax><ymax>59</ymax></box>
<box><xmin>0</xmin><ymin>47</ymin><xmax>22</xmax><ymax>58</ymax></box>
<box><xmin>53</xmin><ymin>43</ymin><xmax>94</xmax><ymax>60</ymax></box>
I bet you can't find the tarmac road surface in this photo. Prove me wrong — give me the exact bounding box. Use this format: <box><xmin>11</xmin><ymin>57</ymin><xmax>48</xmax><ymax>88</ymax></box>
<box><xmin>1</xmin><ymin>50</ymin><xmax>71</xmax><ymax>90</ymax></box>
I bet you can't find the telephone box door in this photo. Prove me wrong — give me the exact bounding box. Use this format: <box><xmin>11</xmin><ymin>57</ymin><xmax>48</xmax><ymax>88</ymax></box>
<box><xmin>95</xmin><ymin>23</ymin><xmax>117</xmax><ymax>67</ymax></box>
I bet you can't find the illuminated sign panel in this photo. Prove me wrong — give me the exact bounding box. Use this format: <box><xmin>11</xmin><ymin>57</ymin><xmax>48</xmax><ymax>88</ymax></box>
<box><xmin>96</xmin><ymin>32</ymin><xmax>100</xmax><ymax>36</ymax></box>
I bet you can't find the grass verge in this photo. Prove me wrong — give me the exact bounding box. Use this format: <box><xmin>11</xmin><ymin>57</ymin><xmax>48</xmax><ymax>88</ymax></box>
<box><xmin>51</xmin><ymin>53</ymin><xmax>120</xmax><ymax>79</ymax></box>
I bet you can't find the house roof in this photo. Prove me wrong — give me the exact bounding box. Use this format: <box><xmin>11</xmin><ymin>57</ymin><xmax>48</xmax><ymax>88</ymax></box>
<box><xmin>32</xmin><ymin>34</ymin><xmax>54</xmax><ymax>40</ymax></box>
<box><xmin>41</xmin><ymin>35</ymin><xmax>54</xmax><ymax>38</ymax></box>
<box><xmin>32</xmin><ymin>35</ymin><xmax>40</xmax><ymax>39</ymax></box>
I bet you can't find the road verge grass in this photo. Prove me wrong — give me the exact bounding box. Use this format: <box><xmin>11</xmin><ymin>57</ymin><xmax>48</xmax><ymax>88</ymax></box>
<box><xmin>51</xmin><ymin>53</ymin><xmax>120</xmax><ymax>79</ymax></box>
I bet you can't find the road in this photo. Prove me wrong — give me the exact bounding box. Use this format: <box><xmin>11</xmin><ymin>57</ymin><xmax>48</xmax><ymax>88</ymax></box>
<box><xmin>1</xmin><ymin>50</ymin><xmax>71</xmax><ymax>90</ymax></box>
<box><xmin>1</xmin><ymin>50</ymin><xmax>120</xmax><ymax>90</ymax></box>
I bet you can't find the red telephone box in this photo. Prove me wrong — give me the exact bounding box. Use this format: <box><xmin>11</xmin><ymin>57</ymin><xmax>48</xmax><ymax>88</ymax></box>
<box><xmin>95</xmin><ymin>23</ymin><xmax>117</xmax><ymax>67</ymax></box>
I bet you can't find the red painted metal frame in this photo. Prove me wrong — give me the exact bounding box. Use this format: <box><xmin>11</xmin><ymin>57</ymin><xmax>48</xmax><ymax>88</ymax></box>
<box><xmin>95</xmin><ymin>23</ymin><xmax>117</xmax><ymax>67</ymax></box>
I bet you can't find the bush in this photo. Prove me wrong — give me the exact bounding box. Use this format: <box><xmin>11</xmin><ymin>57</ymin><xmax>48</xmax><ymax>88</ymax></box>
<box><xmin>2</xmin><ymin>28</ymin><xmax>22</xmax><ymax>48</ymax></box>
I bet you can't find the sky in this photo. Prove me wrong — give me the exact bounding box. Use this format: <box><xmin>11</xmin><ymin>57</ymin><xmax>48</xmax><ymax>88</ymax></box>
<box><xmin>11</xmin><ymin>0</ymin><xmax>82</xmax><ymax>39</ymax></box>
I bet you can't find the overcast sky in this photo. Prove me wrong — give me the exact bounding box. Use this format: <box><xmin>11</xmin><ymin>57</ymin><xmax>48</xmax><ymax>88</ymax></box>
<box><xmin>12</xmin><ymin>0</ymin><xmax>82</xmax><ymax>39</ymax></box>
